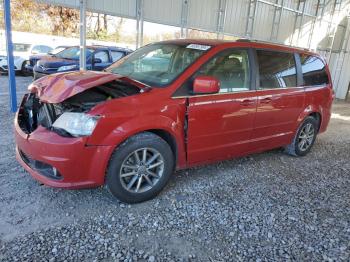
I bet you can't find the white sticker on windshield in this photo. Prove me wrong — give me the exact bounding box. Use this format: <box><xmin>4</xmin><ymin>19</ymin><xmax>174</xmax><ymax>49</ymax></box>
<box><xmin>186</xmin><ymin>44</ymin><xmax>211</xmax><ymax>51</ymax></box>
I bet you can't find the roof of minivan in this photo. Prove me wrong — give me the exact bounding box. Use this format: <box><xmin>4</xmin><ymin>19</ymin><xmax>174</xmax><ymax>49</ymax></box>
<box><xmin>157</xmin><ymin>38</ymin><xmax>316</xmax><ymax>55</ymax></box>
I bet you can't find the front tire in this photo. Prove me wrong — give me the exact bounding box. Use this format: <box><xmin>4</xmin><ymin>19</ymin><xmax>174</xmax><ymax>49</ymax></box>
<box><xmin>21</xmin><ymin>61</ymin><xmax>29</xmax><ymax>76</ymax></box>
<box><xmin>106</xmin><ymin>132</ymin><xmax>174</xmax><ymax>203</ymax></box>
<box><xmin>285</xmin><ymin>116</ymin><xmax>318</xmax><ymax>156</ymax></box>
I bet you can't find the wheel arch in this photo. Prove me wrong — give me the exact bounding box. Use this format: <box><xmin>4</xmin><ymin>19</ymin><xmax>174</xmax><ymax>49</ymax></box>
<box><xmin>297</xmin><ymin>105</ymin><xmax>323</xmax><ymax>132</ymax></box>
<box><xmin>308</xmin><ymin>111</ymin><xmax>322</xmax><ymax>132</ymax></box>
<box><xmin>146</xmin><ymin>129</ymin><xmax>178</xmax><ymax>168</ymax></box>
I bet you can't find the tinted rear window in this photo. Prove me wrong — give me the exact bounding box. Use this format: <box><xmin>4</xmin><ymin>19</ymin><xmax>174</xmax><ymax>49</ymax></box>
<box><xmin>300</xmin><ymin>54</ymin><xmax>329</xmax><ymax>86</ymax></box>
<box><xmin>256</xmin><ymin>50</ymin><xmax>297</xmax><ymax>89</ymax></box>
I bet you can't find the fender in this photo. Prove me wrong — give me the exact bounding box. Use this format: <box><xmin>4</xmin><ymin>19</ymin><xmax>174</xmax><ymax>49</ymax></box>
<box><xmin>87</xmin><ymin>114</ymin><xmax>187</xmax><ymax>169</ymax></box>
<box><xmin>296</xmin><ymin>104</ymin><xmax>323</xmax><ymax>132</ymax></box>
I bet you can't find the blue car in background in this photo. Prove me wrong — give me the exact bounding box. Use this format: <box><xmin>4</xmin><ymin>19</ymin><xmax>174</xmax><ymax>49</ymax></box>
<box><xmin>25</xmin><ymin>45</ymin><xmax>70</xmax><ymax>74</ymax></box>
<box><xmin>33</xmin><ymin>45</ymin><xmax>133</xmax><ymax>80</ymax></box>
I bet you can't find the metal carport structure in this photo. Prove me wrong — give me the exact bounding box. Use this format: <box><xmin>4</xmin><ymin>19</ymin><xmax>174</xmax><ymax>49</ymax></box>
<box><xmin>3</xmin><ymin>0</ymin><xmax>350</xmax><ymax>112</ymax></box>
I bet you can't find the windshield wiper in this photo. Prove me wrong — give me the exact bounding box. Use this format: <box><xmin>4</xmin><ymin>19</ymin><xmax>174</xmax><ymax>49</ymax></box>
<box><xmin>114</xmin><ymin>75</ymin><xmax>151</xmax><ymax>89</ymax></box>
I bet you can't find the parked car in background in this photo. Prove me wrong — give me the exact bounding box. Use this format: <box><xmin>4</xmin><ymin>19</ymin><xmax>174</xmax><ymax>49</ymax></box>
<box><xmin>0</xmin><ymin>43</ymin><xmax>53</xmax><ymax>75</ymax></box>
<box><xmin>15</xmin><ymin>39</ymin><xmax>334</xmax><ymax>203</ymax></box>
<box><xmin>25</xmin><ymin>45</ymin><xmax>70</xmax><ymax>74</ymax></box>
<box><xmin>33</xmin><ymin>45</ymin><xmax>133</xmax><ymax>80</ymax></box>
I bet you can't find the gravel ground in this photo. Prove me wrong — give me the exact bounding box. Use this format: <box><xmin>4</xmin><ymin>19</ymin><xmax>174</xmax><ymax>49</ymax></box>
<box><xmin>0</xmin><ymin>75</ymin><xmax>349</xmax><ymax>261</ymax></box>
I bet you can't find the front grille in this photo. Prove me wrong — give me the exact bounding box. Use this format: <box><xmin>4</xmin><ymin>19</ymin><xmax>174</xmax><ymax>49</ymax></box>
<box><xmin>19</xmin><ymin>149</ymin><xmax>63</xmax><ymax>180</ymax></box>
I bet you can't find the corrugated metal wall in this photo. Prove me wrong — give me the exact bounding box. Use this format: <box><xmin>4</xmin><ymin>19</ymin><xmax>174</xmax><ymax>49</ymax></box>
<box><xmin>38</xmin><ymin>0</ymin><xmax>350</xmax><ymax>99</ymax></box>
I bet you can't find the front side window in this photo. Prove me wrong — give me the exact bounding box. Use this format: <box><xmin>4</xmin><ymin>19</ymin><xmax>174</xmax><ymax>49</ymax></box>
<box><xmin>257</xmin><ymin>50</ymin><xmax>297</xmax><ymax>89</ymax></box>
<box><xmin>94</xmin><ymin>51</ymin><xmax>109</xmax><ymax>63</ymax></box>
<box><xmin>196</xmin><ymin>49</ymin><xmax>250</xmax><ymax>93</ymax></box>
<box><xmin>300</xmin><ymin>54</ymin><xmax>329</xmax><ymax>86</ymax></box>
<box><xmin>107</xmin><ymin>43</ymin><xmax>210</xmax><ymax>87</ymax></box>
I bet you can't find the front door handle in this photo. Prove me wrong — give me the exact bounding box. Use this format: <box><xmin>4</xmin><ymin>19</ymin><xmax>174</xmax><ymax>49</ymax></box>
<box><xmin>240</xmin><ymin>99</ymin><xmax>255</xmax><ymax>106</ymax></box>
<box><xmin>260</xmin><ymin>97</ymin><xmax>272</xmax><ymax>104</ymax></box>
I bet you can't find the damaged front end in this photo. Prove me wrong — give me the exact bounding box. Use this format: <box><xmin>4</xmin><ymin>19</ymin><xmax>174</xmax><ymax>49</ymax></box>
<box><xmin>18</xmin><ymin>77</ymin><xmax>141</xmax><ymax>137</ymax></box>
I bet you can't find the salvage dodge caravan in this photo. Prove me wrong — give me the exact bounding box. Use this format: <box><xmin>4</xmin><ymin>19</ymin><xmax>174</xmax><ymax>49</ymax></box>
<box><xmin>15</xmin><ymin>39</ymin><xmax>333</xmax><ymax>203</ymax></box>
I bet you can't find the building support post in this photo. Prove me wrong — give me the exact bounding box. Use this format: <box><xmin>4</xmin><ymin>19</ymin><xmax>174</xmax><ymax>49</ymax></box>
<box><xmin>245</xmin><ymin>0</ymin><xmax>257</xmax><ymax>39</ymax></box>
<box><xmin>180</xmin><ymin>0</ymin><xmax>189</xmax><ymax>38</ymax></box>
<box><xmin>334</xmin><ymin>15</ymin><xmax>350</xmax><ymax>96</ymax></box>
<box><xmin>79</xmin><ymin>0</ymin><xmax>86</xmax><ymax>70</ymax></box>
<box><xmin>295</xmin><ymin>0</ymin><xmax>306</xmax><ymax>46</ymax></box>
<box><xmin>307</xmin><ymin>0</ymin><xmax>322</xmax><ymax>49</ymax></box>
<box><xmin>290</xmin><ymin>0</ymin><xmax>303</xmax><ymax>45</ymax></box>
<box><xmin>136</xmin><ymin>0</ymin><xmax>144</xmax><ymax>48</ymax></box>
<box><xmin>216</xmin><ymin>0</ymin><xmax>227</xmax><ymax>39</ymax></box>
<box><xmin>270</xmin><ymin>0</ymin><xmax>284</xmax><ymax>42</ymax></box>
<box><xmin>3</xmin><ymin>0</ymin><xmax>17</xmax><ymax>112</ymax></box>
<box><xmin>326</xmin><ymin>0</ymin><xmax>342</xmax><ymax>63</ymax></box>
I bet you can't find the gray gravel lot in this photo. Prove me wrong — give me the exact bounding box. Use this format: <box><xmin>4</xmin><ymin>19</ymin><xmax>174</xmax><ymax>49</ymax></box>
<box><xmin>0</xmin><ymin>75</ymin><xmax>349</xmax><ymax>261</ymax></box>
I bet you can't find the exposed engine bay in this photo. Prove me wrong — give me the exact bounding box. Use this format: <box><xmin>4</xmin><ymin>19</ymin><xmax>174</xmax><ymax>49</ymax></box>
<box><xmin>18</xmin><ymin>80</ymin><xmax>141</xmax><ymax>136</ymax></box>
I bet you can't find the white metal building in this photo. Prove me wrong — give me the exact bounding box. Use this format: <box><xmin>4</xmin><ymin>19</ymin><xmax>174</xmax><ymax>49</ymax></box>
<box><xmin>39</xmin><ymin>0</ymin><xmax>350</xmax><ymax>99</ymax></box>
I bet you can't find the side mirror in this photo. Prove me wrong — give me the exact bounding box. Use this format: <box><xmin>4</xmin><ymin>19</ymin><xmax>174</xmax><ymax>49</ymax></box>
<box><xmin>93</xmin><ymin>58</ymin><xmax>102</xmax><ymax>64</ymax></box>
<box><xmin>31</xmin><ymin>50</ymin><xmax>39</xmax><ymax>55</ymax></box>
<box><xmin>193</xmin><ymin>76</ymin><xmax>220</xmax><ymax>94</ymax></box>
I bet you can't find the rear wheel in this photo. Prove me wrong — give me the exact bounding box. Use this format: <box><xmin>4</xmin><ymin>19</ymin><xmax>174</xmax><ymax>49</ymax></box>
<box><xmin>106</xmin><ymin>132</ymin><xmax>174</xmax><ymax>203</ymax></box>
<box><xmin>285</xmin><ymin>116</ymin><xmax>318</xmax><ymax>156</ymax></box>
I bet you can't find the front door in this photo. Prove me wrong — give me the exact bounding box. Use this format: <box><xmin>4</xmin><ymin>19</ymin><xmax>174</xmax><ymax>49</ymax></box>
<box><xmin>252</xmin><ymin>49</ymin><xmax>305</xmax><ymax>150</ymax></box>
<box><xmin>186</xmin><ymin>49</ymin><xmax>258</xmax><ymax>165</ymax></box>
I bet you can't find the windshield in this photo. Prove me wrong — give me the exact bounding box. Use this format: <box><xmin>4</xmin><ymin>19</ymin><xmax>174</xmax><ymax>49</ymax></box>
<box><xmin>56</xmin><ymin>47</ymin><xmax>93</xmax><ymax>60</ymax></box>
<box><xmin>50</xmin><ymin>47</ymin><xmax>67</xmax><ymax>55</ymax></box>
<box><xmin>107</xmin><ymin>43</ymin><xmax>211</xmax><ymax>87</ymax></box>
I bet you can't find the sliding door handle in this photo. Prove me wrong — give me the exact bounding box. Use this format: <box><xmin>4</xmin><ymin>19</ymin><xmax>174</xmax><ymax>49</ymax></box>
<box><xmin>260</xmin><ymin>97</ymin><xmax>272</xmax><ymax>104</ymax></box>
<box><xmin>240</xmin><ymin>99</ymin><xmax>255</xmax><ymax>106</ymax></box>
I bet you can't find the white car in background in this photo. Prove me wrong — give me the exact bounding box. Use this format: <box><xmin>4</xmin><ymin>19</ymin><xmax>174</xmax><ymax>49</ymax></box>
<box><xmin>0</xmin><ymin>43</ymin><xmax>53</xmax><ymax>75</ymax></box>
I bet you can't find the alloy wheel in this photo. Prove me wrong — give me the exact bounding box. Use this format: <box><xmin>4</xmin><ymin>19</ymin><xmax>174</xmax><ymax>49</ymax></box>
<box><xmin>119</xmin><ymin>148</ymin><xmax>165</xmax><ymax>193</ymax></box>
<box><xmin>297</xmin><ymin>123</ymin><xmax>315</xmax><ymax>152</ymax></box>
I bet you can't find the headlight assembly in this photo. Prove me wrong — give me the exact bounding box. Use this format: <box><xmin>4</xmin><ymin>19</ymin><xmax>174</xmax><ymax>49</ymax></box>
<box><xmin>52</xmin><ymin>112</ymin><xmax>99</xmax><ymax>137</ymax></box>
<box><xmin>57</xmin><ymin>64</ymin><xmax>78</xmax><ymax>72</ymax></box>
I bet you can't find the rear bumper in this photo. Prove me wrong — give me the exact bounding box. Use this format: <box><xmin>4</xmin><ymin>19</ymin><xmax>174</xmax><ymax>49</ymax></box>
<box><xmin>14</xmin><ymin>112</ymin><xmax>114</xmax><ymax>189</ymax></box>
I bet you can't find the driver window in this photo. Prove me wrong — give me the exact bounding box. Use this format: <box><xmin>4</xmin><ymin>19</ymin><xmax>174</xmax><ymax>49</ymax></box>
<box><xmin>94</xmin><ymin>51</ymin><xmax>109</xmax><ymax>63</ymax></box>
<box><xmin>198</xmin><ymin>49</ymin><xmax>250</xmax><ymax>93</ymax></box>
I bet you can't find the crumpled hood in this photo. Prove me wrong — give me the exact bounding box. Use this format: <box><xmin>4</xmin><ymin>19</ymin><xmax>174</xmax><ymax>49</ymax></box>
<box><xmin>29</xmin><ymin>71</ymin><xmax>127</xmax><ymax>103</ymax></box>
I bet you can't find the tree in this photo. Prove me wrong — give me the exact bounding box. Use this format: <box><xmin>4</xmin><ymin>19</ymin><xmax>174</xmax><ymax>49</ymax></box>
<box><xmin>0</xmin><ymin>0</ymin><xmax>79</xmax><ymax>36</ymax></box>
<box><xmin>45</xmin><ymin>6</ymin><xmax>79</xmax><ymax>36</ymax></box>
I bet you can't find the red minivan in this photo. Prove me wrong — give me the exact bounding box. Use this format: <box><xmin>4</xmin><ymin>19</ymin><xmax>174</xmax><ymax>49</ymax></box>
<box><xmin>15</xmin><ymin>39</ymin><xmax>333</xmax><ymax>203</ymax></box>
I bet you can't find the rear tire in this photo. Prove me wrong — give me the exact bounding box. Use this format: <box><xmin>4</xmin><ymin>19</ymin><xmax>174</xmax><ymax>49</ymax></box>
<box><xmin>285</xmin><ymin>116</ymin><xmax>318</xmax><ymax>156</ymax></box>
<box><xmin>106</xmin><ymin>132</ymin><xmax>174</xmax><ymax>203</ymax></box>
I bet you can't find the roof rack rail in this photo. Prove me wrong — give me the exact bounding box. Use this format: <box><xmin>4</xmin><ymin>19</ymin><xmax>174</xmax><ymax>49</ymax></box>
<box><xmin>236</xmin><ymin>38</ymin><xmax>310</xmax><ymax>51</ymax></box>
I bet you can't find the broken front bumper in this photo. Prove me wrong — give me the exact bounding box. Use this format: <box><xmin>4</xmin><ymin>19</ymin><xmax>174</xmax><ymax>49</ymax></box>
<box><xmin>14</xmin><ymin>97</ymin><xmax>114</xmax><ymax>189</ymax></box>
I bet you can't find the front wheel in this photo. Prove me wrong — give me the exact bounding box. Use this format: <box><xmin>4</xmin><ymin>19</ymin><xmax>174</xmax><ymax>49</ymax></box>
<box><xmin>21</xmin><ymin>61</ymin><xmax>29</xmax><ymax>76</ymax></box>
<box><xmin>106</xmin><ymin>132</ymin><xmax>174</xmax><ymax>203</ymax></box>
<box><xmin>285</xmin><ymin>116</ymin><xmax>318</xmax><ymax>156</ymax></box>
